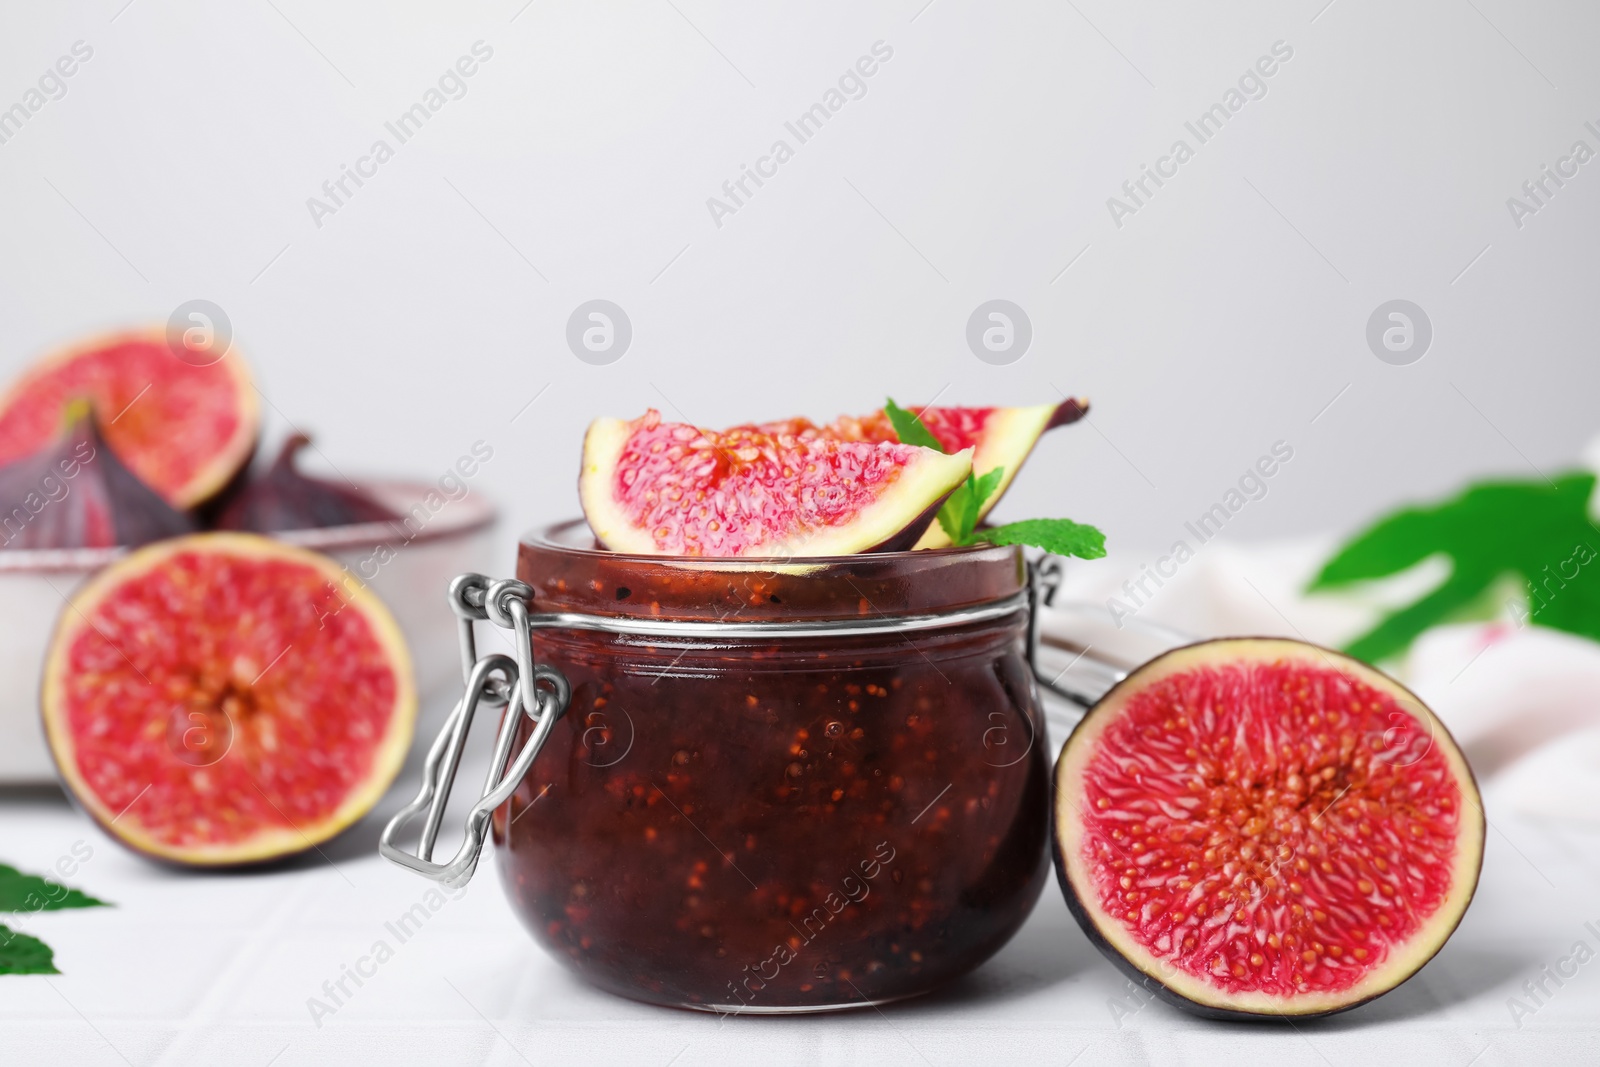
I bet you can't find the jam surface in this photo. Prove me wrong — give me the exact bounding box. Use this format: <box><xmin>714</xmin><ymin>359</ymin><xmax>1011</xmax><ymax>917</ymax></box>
<box><xmin>493</xmin><ymin>526</ymin><xmax>1049</xmax><ymax>1010</ymax></box>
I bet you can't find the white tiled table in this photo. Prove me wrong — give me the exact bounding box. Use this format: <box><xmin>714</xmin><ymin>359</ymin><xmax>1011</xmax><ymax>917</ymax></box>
<box><xmin>4</xmin><ymin>719</ymin><xmax>1597</xmax><ymax>1067</ymax></box>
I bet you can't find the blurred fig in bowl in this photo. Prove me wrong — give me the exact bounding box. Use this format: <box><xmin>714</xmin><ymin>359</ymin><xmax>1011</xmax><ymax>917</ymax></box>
<box><xmin>214</xmin><ymin>433</ymin><xmax>402</xmax><ymax>532</ymax></box>
<box><xmin>0</xmin><ymin>328</ymin><xmax>258</xmax><ymax>510</ymax></box>
<box><xmin>0</xmin><ymin>402</ymin><xmax>195</xmax><ymax>551</ymax></box>
<box><xmin>0</xmin><ymin>327</ymin><xmax>499</xmax><ymax>785</ymax></box>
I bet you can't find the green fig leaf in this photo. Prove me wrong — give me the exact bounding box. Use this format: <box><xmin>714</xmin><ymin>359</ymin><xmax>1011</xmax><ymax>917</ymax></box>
<box><xmin>0</xmin><ymin>864</ymin><xmax>109</xmax><ymax>913</ymax></box>
<box><xmin>1309</xmin><ymin>472</ymin><xmax>1600</xmax><ymax>663</ymax></box>
<box><xmin>0</xmin><ymin>924</ymin><xmax>59</xmax><ymax>975</ymax></box>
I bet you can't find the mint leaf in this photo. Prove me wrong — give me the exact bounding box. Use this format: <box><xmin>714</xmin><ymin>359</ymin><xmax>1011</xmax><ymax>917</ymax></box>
<box><xmin>0</xmin><ymin>923</ymin><xmax>58</xmax><ymax>975</ymax></box>
<box><xmin>977</xmin><ymin>518</ymin><xmax>1106</xmax><ymax>559</ymax></box>
<box><xmin>934</xmin><ymin>468</ymin><xmax>1007</xmax><ymax>547</ymax></box>
<box><xmin>888</xmin><ymin>398</ymin><xmax>972</xmax><ymax>542</ymax></box>
<box><xmin>0</xmin><ymin>864</ymin><xmax>109</xmax><ymax>913</ymax></box>
<box><xmin>1309</xmin><ymin>472</ymin><xmax>1600</xmax><ymax>663</ymax></box>
<box><xmin>963</xmin><ymin>467</ymin><xmax>1005</xmax><ymax>540</ymax></box>
<box><xmin>971</xmin><ymin>466</ymin><xmax>1005</xmax><ymax>508</ymax></box>
<box><xmin>883</xmin><ymin>398</ymin><xmax>945</xmax><ymax>453</ymax></box>
<box><xmin>941</xmin><ymin>467</ymin><xmax>1008</xmax><ymax>546</ymax></box>
<box><xmin>884</xmin><ymin>397</ymin><xmax>1105</xmax><ymax>558</ymax></box>
<box><xmin>949</xmin><ymin>474</ymin><xmax>978</xmax><ymax>543</ymax></box>
<box><xmin>936</xmin><ymin>486</ymin><xmax>964</xmax><ymax>542</ymax></box>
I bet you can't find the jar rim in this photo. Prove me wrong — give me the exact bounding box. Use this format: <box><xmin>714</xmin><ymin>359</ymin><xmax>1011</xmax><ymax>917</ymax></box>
<box><xmin>517</xmin><ymin>519</ymin><xmax>1027</xmax><ymax>622</ymax></box>
<box><xmin>522</xmin><ymin>518</ymin><xmax>1014</xmax><ymax>566</ymax></box>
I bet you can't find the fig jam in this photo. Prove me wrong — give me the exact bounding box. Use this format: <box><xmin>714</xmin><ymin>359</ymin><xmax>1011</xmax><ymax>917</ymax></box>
<box><xmin>492</xmin><ymin>522</ymin><xmax>1049</xmax><ymax>1012</ymax></box>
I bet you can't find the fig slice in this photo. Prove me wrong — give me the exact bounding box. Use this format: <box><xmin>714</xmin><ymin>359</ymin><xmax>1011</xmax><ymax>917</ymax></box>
<box><xmin>0</xmin><ymin>402</ymin><xmax>195</xmax><ymax>550</ymax></box>
<box><xmin>215</xmin><ymin>433</ymin><xmax>402</xmax><ymax>532</ymax></box>
<box><xmin>1053</xmin><ymin>638</ymin><xmax>1484</xmax><ymax>1019</ymax></box>
<box><xmin>0</xmin><ymin>328</ymin><xmax>259</xmax><ymax>509</ymax></box>
<box><xmin>761</xmin><ymin>399</ymin><xmax>1089</xmax><ymax>549</ymax></box>
<box><xmin>580</xmin><ymin>409</ymin><xmax>972</xmax><ymax>557</ymax></box>
<box><xmin>41</xmin><ymin>533</ymin><xmax>416</xmax><ymax>866</ymax></box>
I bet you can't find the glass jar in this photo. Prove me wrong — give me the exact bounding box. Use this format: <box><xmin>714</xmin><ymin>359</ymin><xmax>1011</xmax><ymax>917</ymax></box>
<box><xmin>496</xmin><ymin>521</ymin><xmax>1048</xmax><ymax>1012</ymax></box>
<box><xmin>383</xmin><ymin>520</ymin><xmax>1052</xmax><ymax>1014</ymax></box>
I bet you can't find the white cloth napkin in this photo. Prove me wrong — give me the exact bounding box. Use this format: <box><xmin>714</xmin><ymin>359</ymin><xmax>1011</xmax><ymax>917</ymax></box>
<box><xmin>1048</xmin><ymin>534</ymin><xmax>1600</xmax><ymax>826</ymax></box>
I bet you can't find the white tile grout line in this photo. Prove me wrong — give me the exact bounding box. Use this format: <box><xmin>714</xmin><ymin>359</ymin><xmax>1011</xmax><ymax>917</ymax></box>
<box><xmin>150</xmin><ymin>875</ymin><xmax>326</xmax><ymax>1066</ymax></box>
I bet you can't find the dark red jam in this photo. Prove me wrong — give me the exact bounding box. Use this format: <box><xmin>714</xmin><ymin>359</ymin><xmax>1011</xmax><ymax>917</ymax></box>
<box><xmin>493</xmin><ymin>522</ymin><xmax>1049</xmax><ymax>1011</ymax></box>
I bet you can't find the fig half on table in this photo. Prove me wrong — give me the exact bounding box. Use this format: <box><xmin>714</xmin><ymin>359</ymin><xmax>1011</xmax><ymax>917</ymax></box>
<box><xmin>1052</xmin><ymin>637</ymin><xmax>1484</xmax><ymax>1020</ymax></box>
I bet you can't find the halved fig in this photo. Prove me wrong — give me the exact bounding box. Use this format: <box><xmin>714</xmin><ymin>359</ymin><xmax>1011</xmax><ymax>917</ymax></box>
<box><xmin>42</xmin><ymin>533</ymin><xmax>416</xmax><ymax>866</ymax></box>
<box><xmin>0</xmin><ymin>402</ymin><xmax>194</xmax><ymax>549</ymax></box>
<box><xmin>1053</xmin><ymin>638</ymin><xmax>1484</xmax><ymax>1019</ymax></box>
<box><xmin>215</xmin><ymin>433</ymin><xmax>402</xmax><ymax>533</ymax></box>
<box><xmin>580</xmin><ymin>409</ymin><xmax>972</xmax><ymax>556</ymax></box>
<box><xmin>0</xmin><ymin>328</ymin><xmax>259</xmax><ymax>509</ymax></box>
<box><xmin>762</xmin><ymin>399</ymin><xmax>1088</xmax><ymax>549</ymax></box>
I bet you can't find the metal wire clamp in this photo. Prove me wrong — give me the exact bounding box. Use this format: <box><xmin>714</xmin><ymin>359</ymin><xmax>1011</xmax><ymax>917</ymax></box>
<box><xmin>378</xmin><ymin>575</ymin><xmax>570</xmax><ymax>889</ymax></box>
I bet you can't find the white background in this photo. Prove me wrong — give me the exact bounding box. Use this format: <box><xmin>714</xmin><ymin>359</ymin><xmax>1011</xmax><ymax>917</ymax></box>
<box><xmin>3</xmin><ymin>0</ymin><xmax>1598</xmax><ymax>565</ymax></box>
<box><xmin>3</xmin><ymin>2</ymin><xmax>1599</xmax><ymax>1064</ymax></box>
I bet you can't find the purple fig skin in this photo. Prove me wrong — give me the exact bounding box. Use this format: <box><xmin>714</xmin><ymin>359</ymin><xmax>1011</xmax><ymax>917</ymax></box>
<box><xmin>214</xmin><ymin>433</ymin><xmax>401</xmax><ymax>533</ymax></box>
<box><xmin>1046</xmin><ymin>397</ymin><xmax>1089</xmax><ymax>430</ymax></box>
<box><xmin>0</xmin><ymin>407</ymin><xmax>195</xmax><ymax>550</ymax></box>
<box><xmin>863</xmin><ymin>486</ymin><xmax>957</xmax><ymax>553</ymax></box>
